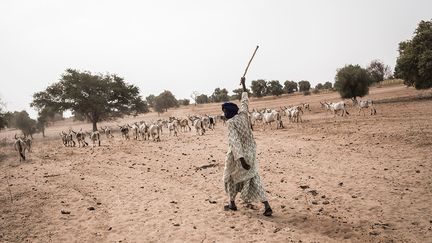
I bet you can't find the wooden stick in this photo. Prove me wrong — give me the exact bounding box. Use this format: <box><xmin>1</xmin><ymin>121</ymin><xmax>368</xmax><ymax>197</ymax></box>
<box><xmin>241</xmin><ymin>45</ymin><xmax>259</xmax><ymax>82</ymax></box>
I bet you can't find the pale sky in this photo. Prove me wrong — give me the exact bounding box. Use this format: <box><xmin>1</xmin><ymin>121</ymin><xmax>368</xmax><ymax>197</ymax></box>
<box><xmin>0</xmin><ymin>0</ymin><xmax>431</xmax><ymax>118</ymax></box>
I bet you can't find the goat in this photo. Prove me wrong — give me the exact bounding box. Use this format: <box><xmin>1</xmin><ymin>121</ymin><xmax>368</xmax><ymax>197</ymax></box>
<box><xmin>118</xmin><ymin>125</ymin><xmax>130</xmax><ymax>140</ymax></box>
<box><xmin>138</xmin><ymin>122</ymin><xmax>150</xmax><ymax>140</ymax></box>
<box><xmin>194</xmin><ymin>119</ymin><xmax>206</xmax><ymax>135</ymax></box>
<box><xmin>14</xmin><ymin>134</ymin><xmax>28</xmax><ymax>162</ymax></box>
<box><xmin>60</xmin><ymin>131</ymin><xmax>76</xmax><ymax>147</ymax></box>
<box><xmin>148</xmin><ymin>124</ymin><xmax>161</xmax><ymax>142</ymax></box>
<box><xmin>128</xmin><ymin>123</ymin><xmax>140</xmax><ymax>140</ymax></box>
<box><xmin>327</xmin><ymin>101</ymin><xmax>350</xmax><ymax>117</ymax></box>
<box><xmin>86</xmin><ymin>131</ymin><xmax>101</xmax><ymax>147</ymax></box>
<box><xmin>167</xmin><ymin>118</ymin><xmax>179</xmax><ymax>136</ymax></box>
<box><xmin>100</xmin><ymin>126</ymin><xmax>114</xmax><ymax>138</ymax></box>
<box><xmin>285</xmin><ymin>106</ymin><xmax>303</xmax><ymax>123</ymax></box>
<box><xmin>356</xmin><ymin>99</ymin><xmax>377</xmax><ymax>116</ymax></box>
<box><xmin>177</xmin><ymin>118</ymin><xmax>191</xmax><ymax>132</ymax></box>
<box><xmin>70</xmin><ymin>129</ymin><xmax>88</xmax><ymax>147</ymax></box>
<box><xmin>262</xmin><ymin>109</ymin><xmax>284</xmax><ymax>129</ymax></box>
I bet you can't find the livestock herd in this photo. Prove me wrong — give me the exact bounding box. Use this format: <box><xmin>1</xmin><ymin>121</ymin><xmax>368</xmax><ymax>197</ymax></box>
<box><xmin>12</xmin><ymin>98</ymin><xmax>376</xmax><ymax>162</ymax></box>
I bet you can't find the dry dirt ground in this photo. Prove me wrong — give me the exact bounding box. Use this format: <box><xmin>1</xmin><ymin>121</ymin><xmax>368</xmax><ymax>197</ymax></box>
<box><xmin>1</xmin><ymin>85</ymin><xmax>431</xmax><ymax>242</ymax></box>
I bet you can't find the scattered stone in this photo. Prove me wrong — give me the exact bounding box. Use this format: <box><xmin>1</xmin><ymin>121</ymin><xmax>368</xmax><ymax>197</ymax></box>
<box><xmin>280</xmin><ymin>205</ymin><xmax>286</xmax><ymax>209</ymax></box>
<box><xmin>193</xmin><ymin>226</ymin><xmax>197</xmax><ymax>229</ymax></box>
<box><xmin>173</xmin><ymin>223</ymin><xmax>180</xmax><ymax>226</ymax></box>
<box><xmin>416</xmin><ymin>170</ymin><xmax>420</xmax><ymax>173</ymax></box>
<box><xmin>108</xmin><ymin>227</ymin><xmax>112</xmax><ymax>231</ymax></box>
<box><xmin>311</xmin><ymin>200</ymin><xmax>318</xmax><ymax>205</ymax></box>
<box><xmin>352</xmin><ymin>195</ymin><xmax>358</xmax><ymax>198</ymax></box>
<box><xmin>323</xmin><ymin>200</ymin><xmax>330</xmax><ymax>205</ymax></box>
<box><xmin>321</xmin><ymin>195</ymin><xmax>326</xmax><ymax>199</ymax></box>
<box><xmin>338</xmin><ymin>182</ymin><xmax>343</xmax><ymax>186</ymax></box>
<box><xmin>61</xmin><ymin>210</ymin><xmax>71</xmax><ymax>214</ymax></box>
<box><xmin>87</xmin><ymin>207</ymin><xmax>95</xmax><ymax>211</ymax></box>
<box><xmin>170</xmin><ymin>201</ymin><xmax>178</xmax><ymax>204</ymax></box>
<box><xmin>97</xmin><ymin>202</ymin><xmax>102</xmax><ymax>205</ymax></box>
<box><xmin>308</xmin><ymin>190</ymin><xmax>318</xmax><ymax>196</ymax></box>
<box><xmin>273</xmin><ymin>227</ymin><xmax>282</xmax><ymax>233</ymax></box>
<box><xmin>369</xmin><ymin>231</ymin><xmax>380</xmax><ymax>236</ymax></box>
<box><xmin>208</xmin><ymin>200</ymin><xmax>217</xmax><ymax>204</ymax></box>
<box><xmin>230</xmin><ymin>226</ymin><xmax>235</xmax><ymax>229</ymax></box>
<box><xmin>299</xmin><ymin>185</ymin><xmax>309</xmax><ymax>190</ymax></box>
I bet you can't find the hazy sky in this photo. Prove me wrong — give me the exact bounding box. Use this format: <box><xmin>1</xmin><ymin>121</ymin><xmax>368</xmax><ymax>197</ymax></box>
<box><xmin>1</xmin><ymin>0</ymin><xmax>431</xmax><ymax>118</ymax></box>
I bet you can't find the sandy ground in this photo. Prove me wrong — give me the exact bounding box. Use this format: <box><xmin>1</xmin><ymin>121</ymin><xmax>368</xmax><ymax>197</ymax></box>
<box><xmin>1</xmin><ymin>85</ymin><xmax>431</xmax><ymax>242</ymax></box>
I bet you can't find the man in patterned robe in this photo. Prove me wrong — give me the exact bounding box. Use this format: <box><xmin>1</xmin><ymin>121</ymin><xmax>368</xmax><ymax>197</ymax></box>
<box><xmin>222</xmin><ymin>77</ymin><xmax>273</xmax><ymax>217</ymax></box>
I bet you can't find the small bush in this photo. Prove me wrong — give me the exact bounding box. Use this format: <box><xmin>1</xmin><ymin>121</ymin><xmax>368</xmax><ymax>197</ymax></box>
<box><xmin>303</xmin><ymin>90</ymin><xmax>311</xmax><ymax>96</ymax></box>
<box><xmin>312</xmin><ymin>89</ymin><xmax>320</xmax><ymax>94</ymax></box>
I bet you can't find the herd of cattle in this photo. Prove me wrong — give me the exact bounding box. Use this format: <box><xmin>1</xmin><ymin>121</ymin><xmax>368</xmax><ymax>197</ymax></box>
<box><xmin>12</xmin><ymin>98</ymin><xmax>376</xmax><ymax>161</ymax></box>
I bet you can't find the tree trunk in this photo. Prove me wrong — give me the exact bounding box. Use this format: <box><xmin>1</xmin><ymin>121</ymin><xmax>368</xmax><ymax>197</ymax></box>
<box><xmin>42</xmin><ymin>127</ymin><xmax>45</xmax><ymax>138</ymax></box>
<box><xmin>92</xmin><ymin>120</ymin><xmax>98</xmax><ymax>132</ymax></box>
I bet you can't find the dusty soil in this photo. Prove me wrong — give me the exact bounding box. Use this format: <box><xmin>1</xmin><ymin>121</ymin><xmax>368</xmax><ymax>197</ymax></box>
<box><xmin>1</xmin><ymin>85</ymin><xmax>431</xmax><ymax>242</ymax></box>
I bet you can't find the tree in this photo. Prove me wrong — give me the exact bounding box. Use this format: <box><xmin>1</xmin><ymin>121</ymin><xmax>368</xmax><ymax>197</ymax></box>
<box><xmin>298</xmin><ymin>80</ymin><xmax>311</xmax><ymax>92</ymax></box>
<box><xmin>250</xmin><ymin>79</ymin><xmax>267</xmax><ymax>97</ymax></box>
<box><xmin>10</xmin><ymin>111</ymin><xmax>37</xmax><ymax>138</ymax></box>
<box><xmin>0</xmin><ymin>99</ymin><xmax>7</xmax><ymax>130</ymax></box>
<box><xmin>395</xmin><ymin>20</ymin><xmax>432</xmax><ymax>89</ymax></box>
<box><xmin>36</xmin><ymin>107</ymin><xmax>56</xmax><ymax>137</ymax></box>
<box><xmin>153</xmin><ymin>90</ymin><xmax>178</xmax><ymax>113</ymax></box>
<box><xmin>190</xmin><ymin>91</ymin><xmax>200</xmax><ymax>106</ymax></box>
<box><xmin>178</xmin><ymin>99</ymin><xmax>190</xmax><ymax>106</ymax></box>
<box><xmin>232</xmin><ymin>88</ymin><xmax>251</xmax><ymax>100</ymax></box>
<box><xmin>335</xmin><ymin>64</ymin><xmax>371</xmax><ymax>101</ymax></box>
<box><xmin>196</xmin><ymin>94</ymin><xmax>210</xmax><ymax>104</ymax></box>
<box><xmin>146</xmin><ymin>94</ymin><xmax>156</xmax><ymax>107</ymax></box>
<box><xmin>31</xmin><ymin>69</ymin><xmax>148</xmax><ymax>131</ymax></box>
<box><xmin>267</xmin><ymin>80</ymin><xmax>284</xmax><ymax>96</ymax></box>
<box><xmin>283</xmin><ymin>80</ymin><xmax>298</xmax><ymax>94</ymax></box>
<box><xmin>367</xmin><ymin>59</ymin><xmax>392</xmax><ymax>84</ymax></box>
<box><xmin>323</xmin><ymin>81</ymin><xmax>333</xmax><ymax>89</ymax></box>
<box><xmin>211</xmin><ymin>88</ymin><xmax>229</xmax><ymax>102</ymax></box>
<box><xmin>315</xmin><ymin>83</ymin><xmax>324</xmax><ymax>90</ymax></box>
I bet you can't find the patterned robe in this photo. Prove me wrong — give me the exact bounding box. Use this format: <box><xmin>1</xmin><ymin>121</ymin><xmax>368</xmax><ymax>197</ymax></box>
<box><xmin>223</xmin><ymin>92</ymin><xmax>267</xmax><ymax>203</ymax></box>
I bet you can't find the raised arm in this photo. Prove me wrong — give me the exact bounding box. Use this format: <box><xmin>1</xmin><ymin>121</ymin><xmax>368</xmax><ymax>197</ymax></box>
<box><xmin>240</xmin><ymin>77</ymin><xmax>249</xmax><ymax>113</ymax></box>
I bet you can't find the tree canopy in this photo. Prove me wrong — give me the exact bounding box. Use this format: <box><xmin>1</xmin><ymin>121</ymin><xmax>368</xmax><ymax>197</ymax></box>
<box><xmin>283</xmin><ymin>80</ymin><xmax>298</xmax><ymax>94</ymax></box>
<box><xmin>196</xmin><ymin>94</ymin><xmax>210</xmax><ymax>104</ymax></box>
<box><xmin>267</xmin><ymin>80</ymin><xmax>284</xmax><ymax>96</ymax></box>
<box><xmin>367</xmin><ymin>59</ymin><xmax>392</xmax><ymax>84</ymax></box>
<box><xmin>0</xmin><ymin>99</ymin><xmax>7</xmax><ymax>130</ymax></box>
<box><xmin>153</xmin><ymin>90</ymin><xmax>178</xmax><ymax>113</ymax></box>
<box><xmin>335</xmin><ymin>64</ymin><xmax>371</xmax><ymax>100</ymax></box>
<box><xmin>8</xmin><ymin>111</ymin><xmax>37</xmax><ymax>138</ymax></box>
<box><xmin>395</xmin><ymin>20</ymin><xmax>432</xmax><ymax>89</ymax></box>
<box><xmin>211</xmin><ymin>88</ymin><xmax>229</xmax><ymax>102</ymax></box>
<box><xmin>31</xmin><ymin>69</ymin><xmax>148</xmax><ymax>131</ymax></box>
<box><xmin>146</xmin><ymin>94</ymin><xmax>156</xmax><ymax>107</ymax></box>
<box><xmin>323</xmin><ymin>81</ymin><xmax>333</xmax><ymax>89</ymax></box>
<box><xmin>298</xmin><ymin>80</ymin><xmax>311</xmax><ymax>92</ymax></box>
<box><xmin>250</xmin><ymin>79</ymin><xmax>268</xmax><ymax>97</ymax></box>
<box><xmin>315</xmin><ymin>83</ymin><xmax>324</xmax><ymax>90</ymax></box>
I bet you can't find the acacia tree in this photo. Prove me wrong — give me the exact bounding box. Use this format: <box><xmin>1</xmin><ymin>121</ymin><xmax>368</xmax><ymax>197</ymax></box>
<box><xmin>367</xmin><ymin>59</ymin><xmax>392</xmax><ymax>84</ymax></box>
<box><xmin>298</xmin><ymin>80</ymin><xmax>311</xmax><ymax>92</ymax></box>
<box><xmin>250</xmin><ymin>79</ymin><xmax>267</xmax><ymax>97</ymax></box>
<box><xmin>323</xmin><ymin>81</ymin><xmax>333</xmax><ymax>89</ymax></box>
<box><xmin>283</xmin><ymin>80</ymin><xmax>298</xmax><ymax>94</ymax></box>
<box><xmin>31</xmin><ymin>69</ymin><xmax>148</xmax><ymax>131</ymax></box>
<box><xmin>334</xmin><ymin>64</ymin><xmax>371</xmax><ymax>101</ymax></box>
<box><xmin>395</xmin><ymin>20</ymin><xmax>432</xmax><ymax>89</ymax></box>
<box><xmin>153</xmin><ymin>90</ymin><xmax>178</xmax><ymax>113</ymax></box>
<box><xmin>232</xmin><ymin>88</ymin><xmax>251</xmax><ymax>100</ymax></box>
<box><xmin>267</xmin><ymin>80</ymin><xmax>283</xmax><ymax>96</ymax></box>
<box><xmin>146</xmin><ymin>94</ymin><xmax>156</xmax><ymax>107</ymax></box>
<box><xmin>196</xmin><ymin>94</ymin><xmax>210</xmax><ymax>104</ymax></box>
<box><xmin>211</xmin><ymin>88</ymin><xmax>229</xmax><ymax>102</ymax></box>
<box><xmin>9</xmin><ymin>111</ymin><xmax>37</xmax><ymax>138</ymax></box>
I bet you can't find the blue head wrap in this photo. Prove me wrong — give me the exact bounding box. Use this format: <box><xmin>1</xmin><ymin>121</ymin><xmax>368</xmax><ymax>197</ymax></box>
<box><xmin>222</xmin><ymin>102</ymin><xmax>239</xmax><ymax>119</ymax></box>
